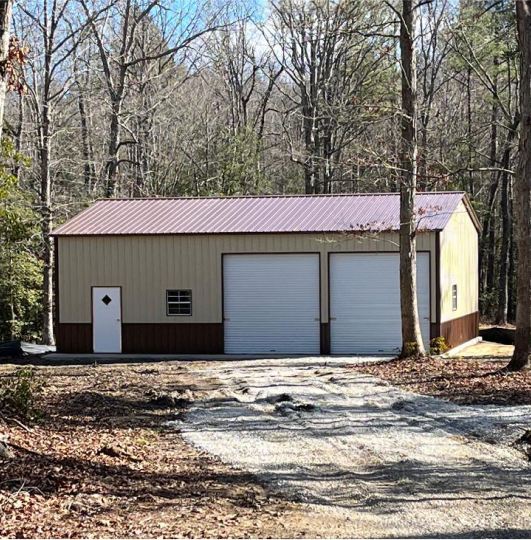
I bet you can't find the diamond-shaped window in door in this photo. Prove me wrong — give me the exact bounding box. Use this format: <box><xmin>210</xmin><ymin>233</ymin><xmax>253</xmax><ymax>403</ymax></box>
<box><xmin>101</xmin><ymin>295</ymin><xmax>112</xmax><ymax>305</ymax></box>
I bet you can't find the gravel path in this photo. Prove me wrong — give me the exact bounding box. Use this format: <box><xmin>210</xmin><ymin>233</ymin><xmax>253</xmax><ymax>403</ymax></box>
<box><xmin>176</xmin><ymin>357</ymin><xmax>531</xmax><ymax>538</ymax></box>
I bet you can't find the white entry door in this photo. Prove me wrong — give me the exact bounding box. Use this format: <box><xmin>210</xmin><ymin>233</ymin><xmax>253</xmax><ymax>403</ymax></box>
<box><xmin>223</xmin><ymin>254</ymin><xmax>320</xmax><ymax>354</ymax></box>
<box><xmin>329</xmin><ymin>253</ymin><xmax>430</xmax><ymax>354</ymax></box>
<box><xmin>92</xmin><ymin>287</ymin><xmax>122</xmax><ymax>353</ymax></box>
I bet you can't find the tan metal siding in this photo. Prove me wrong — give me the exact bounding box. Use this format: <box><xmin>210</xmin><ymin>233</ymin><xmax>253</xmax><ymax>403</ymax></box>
<box><xmin>58</xmin><ymin>232</ymin><xmax>437</xmax><ymax>324</ymax></box>
<box><xmin>439</xmin><ymin>201</ymin><xmax>479</xmax><ymax>322</ymax></box>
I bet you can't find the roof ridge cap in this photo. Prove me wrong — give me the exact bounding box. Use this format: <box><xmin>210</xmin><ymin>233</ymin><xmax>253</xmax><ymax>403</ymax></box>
<box><xmin>95</xmin><ymin>191</ymin><xmax>464</xmax><ymax>203</ymax></box>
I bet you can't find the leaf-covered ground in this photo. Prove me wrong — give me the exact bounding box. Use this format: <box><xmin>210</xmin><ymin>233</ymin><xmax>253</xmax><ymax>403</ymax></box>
<box><xmin>0</xmin><ymin>362</ymin><xmax>316</xmax><ymax>539</ymax></box>
<box><xmin>354</xmin><ymin>355</ymin><xmax>531</xmax><ymax>406</ymax></box>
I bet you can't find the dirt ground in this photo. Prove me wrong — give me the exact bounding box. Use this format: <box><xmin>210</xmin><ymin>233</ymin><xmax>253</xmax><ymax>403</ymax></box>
<box><xmin>2</xmin><ymin>354</ymin><xmax>531</xmax><ymax>539</ymax></box>
<box><xmin>0</xmin><ymin>362</ymin><xmax>323</xmax><ymax>539</ymax></box>
<box><xmin>458</xmin><ymin>340</ymin><xmax>514</xmax><ymax>359</ymax></box>
<box><xmin>355</xmin><ymin>351</ymin><xmax>531</xmax><ymax>405</ymax></box>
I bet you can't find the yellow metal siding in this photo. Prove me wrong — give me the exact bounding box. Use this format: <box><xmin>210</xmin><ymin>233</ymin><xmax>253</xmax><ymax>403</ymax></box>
<box><xmin>58</xmin><ymin>232</ymin><xmax>437</xmax><ymax>324</ymax></box>
<box><xmin>439</xmin><ymin>201</ymin><xmax>479</xmax><ymax>322</ymax></box>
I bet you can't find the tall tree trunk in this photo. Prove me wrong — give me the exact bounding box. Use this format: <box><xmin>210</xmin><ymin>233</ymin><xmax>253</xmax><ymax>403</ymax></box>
<box><xmin>399</xmin><ymin>0</ymin><xmax>425</xmax><ymax>358</ymax></box>
<box><xmin>78</xmin><ymin>90</ymin><xmax>95</xmax><ymax>190</ymax></box>
<box><xmin>508</xmin><ymin>181</ymin><xmax>516</xmax><ymax>323</ymax></box>
<box><xmin>39</xmin><ymin>0</ymin><xmax>55</xmax><ymax>346</ymax></box>
<box><xmin>494</xmin><ymin>115</ymin><xmax>519</xmax><ymax>323</ymax></box>
<box><xmin>40</xmin><ymin>112</ymin><xmax>54</xmax><ymax>346</ymax></box>
<box><xmin>418</xmin><ymin>113</ymin><xmax>429</xmax><ymax>189</ymax></box>
<box><xmin>302</xmin><ymin>94</ymin><xmax>315</xmax><ymax>194</ymax></box>
<box><xmin>13</xmin><ymin>96</ymin><xmax>23</xmax><ymax>179</ymax></box>
<box><xmin>508</xmin><ymin>0</ymin><xmax>531</xmax><ymax>371</ymax></box>
<box><xmin>105</xmin><ymin>98</ymin><xmax>120</xmax><ymax>197</ymax></box>
<box><xmin>467</xmin><ymin>67</ymin><xmax>473</xmax><ymax>193</ymax></box>
<box><xmin>8</xmin><ymin>253</ymin><xmax>14</xmax><ymax>340</ymax></box>
<box><xmin>480</xmin><ymin>180</ymin><xmax>498</xmax><ymax>300</ymax></box>
<box><xmin>479</xmin><ymin>58</ymin><xmax>498</xmax><ymax>309</ymax></box>
<box><xmin>0</xmin><ymin>0</ymin><xmax>13</xmax><ymax>143</ymax></box>
<box><xmin>496</xmin><ymin>168</ymin><xmax>510</xmax><ymax>325</ymax></box>
<box><xmin>486</xmin><ymin>206</ymin><xmax>497</xmax><ymax>295</ymax></box>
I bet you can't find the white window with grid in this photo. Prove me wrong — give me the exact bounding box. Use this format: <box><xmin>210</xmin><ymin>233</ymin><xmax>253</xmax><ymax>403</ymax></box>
<box><xmin>167</xmin><ymin>290</ymin><xmax>192</xmax><ymax>316</ymax></box>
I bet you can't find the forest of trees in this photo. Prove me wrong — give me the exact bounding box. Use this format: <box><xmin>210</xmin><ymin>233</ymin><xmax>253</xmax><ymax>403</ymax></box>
<box><xmin>0</xmin><ymin>0</ymin><xmax>524</xmax><ymax>348</ymax></box>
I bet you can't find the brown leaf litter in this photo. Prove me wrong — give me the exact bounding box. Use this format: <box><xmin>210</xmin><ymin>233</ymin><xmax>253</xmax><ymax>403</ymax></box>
<box><xmin>354</xmin><ymin>355</ymin><xmax>531</xmax><ymax>406</ymax></box>
<box><xmin>0</xmin><ymin>362</ymin><xmax>321</xmax><ymax>539</ymax></box>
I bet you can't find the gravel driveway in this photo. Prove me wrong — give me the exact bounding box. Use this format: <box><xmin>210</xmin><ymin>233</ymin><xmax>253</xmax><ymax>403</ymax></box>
<box><xmin>176</xmin><ymin>357</ymin><xmax>531</xmax><ymax>538</ymax></box>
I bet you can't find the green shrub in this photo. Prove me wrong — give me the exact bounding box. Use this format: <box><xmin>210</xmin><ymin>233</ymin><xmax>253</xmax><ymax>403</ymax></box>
<box><xmin>430</xmin><ymin>336</ymin><xmax>449</xmax><ymax>355</ymax></box>
<box><xmin>0</xmin><ymin>368</ymin><xmax>44</xmax><ymax>420</ymax></box>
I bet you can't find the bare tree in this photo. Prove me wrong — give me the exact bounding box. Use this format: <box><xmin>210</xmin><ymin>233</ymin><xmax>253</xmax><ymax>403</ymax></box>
<box><xmin>269</xmin><ymin>0</ymin><xmax>392</xmax><ymax>194</ymax></box>
<box><xmin>507</xmin><ymin>0</ymin><xmax>531</xmax><ymax>371</ymax></box>
<box><xmin>79</xmin><ymin>0</ymin><xmax>225</xmax><ymax>197</ymax></box>
<box><xmin>495</xmin><ymin>112</ymin><xmax>519</xmax><ymax>325</ymax></box>
<box><xmin>72</xmin><ymin>40</ymin><xmax>96</xmax><ymax>191</ymax></box>
<box><xmin>450</xmin><ymin>2</ymin><xmax>519</xmax><ymax>321</ymax></box>
<box><xmin>417</xmin><ymin>0</ymin><xmax>453</xmax><ymax>187</ymax></box>
<box><xmin>16</xmin><ymin>0</ymin><xmax>99</xmax><ymax>344</ymax></box>
<box><xmin>18</xmin><ymin>0</ymin><xmax>64</xmax><ymax>345</ymax></box>
<box><xmin>209</xmin><ymin>18</ymin><xmax>283</xmax><ymax>139</ymax></box>
<box><xmin>398</xmin><ymin>0</ymin><xmax>425</xmax><ymax>358</ymax></box>
<box><xmin>199</xmin><ymin>15</ymin><xmax>284</xmax><ymax>194</ymax></box>
<box><xmin>0</xmin><ymin>0</ymin><xmax>14</xmax><ymax>142</ymax></box>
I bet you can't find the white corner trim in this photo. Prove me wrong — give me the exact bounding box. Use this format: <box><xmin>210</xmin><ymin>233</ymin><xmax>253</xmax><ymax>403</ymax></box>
<box><xmin>439</xmin><ymin>336</ymin><xmax>483</xmax><ymax>358</ymax></box>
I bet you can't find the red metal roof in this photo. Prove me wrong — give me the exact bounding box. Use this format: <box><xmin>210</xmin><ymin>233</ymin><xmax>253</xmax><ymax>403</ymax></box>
<box><xmin>51</xmin><ymin>192</ymin><xmax>473</xmax><ymax>236</ymax></box>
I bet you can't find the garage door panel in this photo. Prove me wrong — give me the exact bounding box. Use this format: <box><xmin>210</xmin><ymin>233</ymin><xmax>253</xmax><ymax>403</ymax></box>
<box><xmin>223</xmin><ymin>254</ymin><xmax>320</xmax><ymax>354</ymax></box>
<box><xmin>330</xmin><ymin>253</ymin><xmax>430</xmax><ymax>354</ymax></box>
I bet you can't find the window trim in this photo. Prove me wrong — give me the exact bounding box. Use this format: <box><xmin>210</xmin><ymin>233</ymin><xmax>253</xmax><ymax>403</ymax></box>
<box><xmin>166</xmin><ymin>289</ymin><xmax>192</xmax><ymax>316</ymax></box>
<box><xmin>452</xmin><ymin>284</ymin><xmax>458</xmax><ymax>311</ymax></box>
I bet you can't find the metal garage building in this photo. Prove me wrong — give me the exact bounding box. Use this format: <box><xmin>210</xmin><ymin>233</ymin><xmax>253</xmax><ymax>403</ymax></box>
<box><xmin>51</xmin><ymin>192</ymin><xmax>480</xmax><ymax>355</ymax></box>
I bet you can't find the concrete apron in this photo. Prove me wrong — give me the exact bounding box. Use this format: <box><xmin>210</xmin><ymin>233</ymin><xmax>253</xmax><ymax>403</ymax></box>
<box><xmin>33</xmin><ymin>353</ymin><xmax>394</xmax><ymax>366</ymax></box>
<box><xmin>40</xmin><ymin>336</ymin><xmax>484</xmax><ymax>366</ymax></box>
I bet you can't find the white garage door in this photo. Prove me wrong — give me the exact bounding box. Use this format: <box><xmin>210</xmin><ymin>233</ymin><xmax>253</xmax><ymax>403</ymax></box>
<box><xmin>330</xmin><ymin>253</ymin><xmax>430</xmax><ymax>354</ymax></box>
<box><xmin>223</xmin><ymin>254</ymin><xmax>320</xmax><ymax>354</ymax></box>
